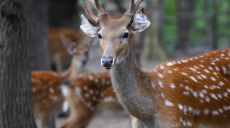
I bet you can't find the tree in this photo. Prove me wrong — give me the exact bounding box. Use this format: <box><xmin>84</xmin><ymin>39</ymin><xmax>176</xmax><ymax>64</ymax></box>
<box><xmin>147</xmin><ymin>0</ymin><xmax>168</xmax><ymax>61</ymax></box>
<box><xmin>48</xmin><ymin>0</ymin><xmax>78</xmax><ymax>29</ymax></box>
<box><xmin>30</xmin><ymin>0</ymin><xmax>50</xmax><ymax>71</ymax></box>
<box><xmin>175</xmin><ymin>0</ymin><xmax>197</xmax><ymax>51</ymax></box>
<box><xmin>0</xmin><ymin>0</ymin><xmax>37</xmax><ymax>127</ymax></box>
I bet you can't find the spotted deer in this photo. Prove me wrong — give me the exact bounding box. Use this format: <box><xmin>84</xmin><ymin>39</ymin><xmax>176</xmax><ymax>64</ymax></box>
<box><xmin>80</xmin><ymin>0</ymin><xmax>230</xmax><ymax>127</ymax></box>
<box><xmin>31</xmin><ymin>36</ymin><xmax>89</xmax><ymax>128</ymax></box>
<box><xmin>59</xmin><ymin>72</ymin><xmax>122</xmax><ymax>128</ymax></box>
<box><xmin>48</xmin><ymin>29</ymin><xmax>94</xmax><ymax>71</ymax></box>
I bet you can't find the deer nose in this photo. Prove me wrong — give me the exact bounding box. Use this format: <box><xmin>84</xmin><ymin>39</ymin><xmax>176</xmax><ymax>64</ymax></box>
<box><xmin>101</xmin><ymin>57</ymin><xmax>113</xmax><ymax>68</ymax></box>
<box><xmin>81</xmin><ymin>59</ymin><xmax>87</xmax><ymax>65</ymax></box>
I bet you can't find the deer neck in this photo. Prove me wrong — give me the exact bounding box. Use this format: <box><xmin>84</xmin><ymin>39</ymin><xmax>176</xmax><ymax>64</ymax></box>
<box><xmin>110</xmin><ymin>49</ymin><xmax>156</xmax><ymax>123</ymax></box>
<box><xmin>60</xmin><ymin>61</ymin><xmax>84</xmax><ymax>82</ymax></box>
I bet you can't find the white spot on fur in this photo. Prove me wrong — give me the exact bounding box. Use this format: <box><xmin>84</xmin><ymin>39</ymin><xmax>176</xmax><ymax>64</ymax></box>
<box><xmin>89</xmin><ymin>89</ymin><xmax>94</xmax><ymax>94</ymax></box>
<box><xmin>181</xmin><ymin>59</ymin><xmax>188</xmax><ymax>63</ymax></box>
<box><xmin>75</xmin><ymin>87</ymin><xmax>81</xmax><ymax>96</ymax></box>
<box><xmin>170</xmin><ymin>83</ymin><xmax>175</xmax><ymax>89</ymax></box>
<box><xmin>210</xmin><ymin>77</ymin><xmax>216</xmax><ymax>81</ymax></box>
<box><xmin>61</xmin><ymin>86</ymin><xmax>70</xmax><ymax>97</ymax></box>
<box><xmin>212</xmin><ymin>111</ymin><xmax>219</xmax><ymax>115</ymax></box>
<box><xmin>210</xmin><ymin>93</ymin><xmax>218</xmax><ymax>100</ymax></box>
<box><xmin>219</xmin><ymin>81</ymin><xmax>224</xmax><ymax>86</ymax></box>
<box><xmin>204</xmin><ymin>109</ymin><xmax>209</xmax><ymax>115</ymax></box>
<box><xmin>204</xmin><ymin>69</ymin><xmax>210</xmax><ymax>73</ymax></box>
<box><xmin>166</xmin><ymin>62</ymin><xmax>174</xmax><ymax>66</ymax></box>
<box><xmin>178</xmin><ymin>104</ymin><xmax>183</xmax><ymax>110</ymax></box>
<box><xmin>183</xmin><ymin>92</ymin><xmax>189</xmax><ymax>95</ymax></box>
<box><xmin>88</xmin><ymin>75</ymin><xmax>93</xmax><ymax>80</ymax></box>
<box><xmin>84</xmin><ymin>86</ymin><xmax>88</xmax><ymax>91</ymax></box>
<box><xmin>94</xmin><ymin>79</ymin><xmax>98</xmax><ymax>83</ymax></box>
<box><xmin>187</xmin><ymin>122</ymin><xmax>192</xmax><ymax>126</ymax></box>
<box><xmin>165</xmin><ymin>100</ymin><xmax>173</xmax><ymax>106</ymax></box>
<box><xmin>222</xmin><ymin>66</ymin><xmax>227</xmax><ymax>74</ymax></box>
<box><xmin>181</xmin><ymin>72</ymin><xmax>188</xmax><ymax>76</ymax></box>
<box><xmin>49</xmin><ymin>88</ymin><xmax>54</xmax><ymax>93</ymax></box>
<box><xmin>168</xmin><ymin>70</ymin><xmax>172</xmax><ymax>74</ymax></box>
<box><xmin>158</xmin><ymin>73</ymin><xmax>163</xmax><ymax>78</ymax></box>
<box><xmin>158</xmin><ymin>81</ymin><xmax>163</xmax><ymax>88</ymax></box>
<box><xmin>160</xmin><ymin>65</ymin><xmax>164</xmax><ymax>70</ymax></box>
<box><xmin>85</xmin><ymin>93</ymin><xmax>89</xmax><ymax>98</ymax></box>
<box><xmin>206</xmin><ymin>97</ymin><xmax>210</xmax><ymax>102</ymax></box>
<box><xmin>190</xmin><ymin>77</ymin><xmax>198</xmax><ymax>82</ymax></box>
<box><xmin>151</xmin><ymin>81</ymin><xmax>155</xmax><ymax>89</ymax></box>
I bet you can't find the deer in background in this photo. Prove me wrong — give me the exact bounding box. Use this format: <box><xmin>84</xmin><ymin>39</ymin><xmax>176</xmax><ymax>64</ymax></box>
<box><xmin>80</xmin><ymin>0</ymin><xmax>230</xmax><ymax>127</ymax></box>
<box><xmin>48</xmin><ymin>29</ymin><xmax>94</xmax><ymax>71</ymax></box>
<box><xmin>31</xmin><ymin>36</ymin><xmax>89</xmax><ymax>128</ymax></box>
<box><xmin>59</xmin><ymin>72</ymin><xmax>122</xmax><ymax>128</ymax></box>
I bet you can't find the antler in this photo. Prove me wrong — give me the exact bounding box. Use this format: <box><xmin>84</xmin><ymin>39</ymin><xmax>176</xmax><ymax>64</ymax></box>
<box><xmin>88</xmin><ymin>0</ymin><xmax>106</xmax><ymax>16</ymax></box>
<box><xmin>81</xmin><ymin>0</ymin><xmax>98</xmax><ymax>23</ymax></box>
<box><xmin>81</xmin><ymin>0</ymin><xmax>107</xmax><ymax>24</ymax></box>
<box><xmin>125</xmin><ymin>0</ymin><xmax>144</xmax><ymax>16</ymax></box>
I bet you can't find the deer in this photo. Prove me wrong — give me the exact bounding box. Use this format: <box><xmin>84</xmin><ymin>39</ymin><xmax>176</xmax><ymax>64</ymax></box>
<box><xmin>31</xmin><ymin>36</ymin><xmax>90</xmax><ymax>128</ymax></box>
<box><xmin>80</xmin><ymin>0</ymin><xmax>230</xmax><ymax>127</ymax></box>
<box><xmin>59</xmin><ymin>72</ymin><xmax>122</xmax><ymax>128</ymax></box>
<box><xmin>48</xmin><ymin>28</ymin><xmax>94</xmax><ymax>71</ymax></box>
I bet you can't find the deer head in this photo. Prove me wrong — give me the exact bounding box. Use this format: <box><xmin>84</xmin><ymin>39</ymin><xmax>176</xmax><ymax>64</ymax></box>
<box><xmin>80</xmin><ymin>0</ymin><xmax>150</xmax><ymax>69</ymax></box>
<box><xmin>61</xmin><ymin>36</ymin><xmax>89</xmax><ymax>68</ymax></box>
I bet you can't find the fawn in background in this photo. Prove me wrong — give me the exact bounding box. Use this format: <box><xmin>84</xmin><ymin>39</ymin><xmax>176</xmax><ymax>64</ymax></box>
<box><xmin>31</xmin><ymin>36</ymin><xmax>89</xmax><ymax>128</ymax></box>
<box><xmin>60</xmin><ymin>72</ymin><xmax>123</xmax><ymax>128</ymax></box>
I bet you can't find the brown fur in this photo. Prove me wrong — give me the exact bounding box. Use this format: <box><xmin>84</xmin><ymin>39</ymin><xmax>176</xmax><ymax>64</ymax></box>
<box><xmin>32</xmin><ymin>44</ymin><xmax>89</xmax><ymax>128</ymax></box>
<box><xmin>60</xmin><ymin>72</ymin><xmax>123</xmax><ymax>128</ymax></box>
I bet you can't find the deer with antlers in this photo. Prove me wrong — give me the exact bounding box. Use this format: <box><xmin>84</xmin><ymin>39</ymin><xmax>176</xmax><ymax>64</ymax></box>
<box><xmin>31</xmin><ymin>36</ymin><xmax>89</xmax><ymax>128</ymax></box>
<box><xmin>59</xmin><ymin>72</ymin><xmax>122</xmax><ymax>128</ymax></box>
<box><xmin>80</xmin><ymin>0</ymin><xmax>230</xmax><ymax>127</ymax></box>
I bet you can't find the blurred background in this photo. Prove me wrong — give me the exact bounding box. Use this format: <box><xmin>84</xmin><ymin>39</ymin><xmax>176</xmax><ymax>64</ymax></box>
<box><xmin>30</xmin><ymin>0</ymin><xmax>230</xmax><ymax>127</ymax></box>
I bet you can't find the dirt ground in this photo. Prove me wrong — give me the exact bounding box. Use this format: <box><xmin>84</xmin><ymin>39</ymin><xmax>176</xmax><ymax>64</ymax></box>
<box><xmin>36</xmin><ymin>109</ymin><xmax>131</xmax><ymax>128</ymax></box>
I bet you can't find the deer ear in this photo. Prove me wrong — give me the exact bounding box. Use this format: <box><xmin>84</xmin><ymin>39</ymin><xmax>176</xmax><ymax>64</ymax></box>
<box><xmin>131</xmin><ymin>8</ymin><xmax>150</xmax><ymax>34</ymax></box>
<box><xmin>80</xmin><ymin>14</ymin><xmax>99</xmax><ymax>37</ymax></box>
<box><xmin>61</xmin><ymin>36</ymin><xmax>74</xmax><ymax>55</ymax></box>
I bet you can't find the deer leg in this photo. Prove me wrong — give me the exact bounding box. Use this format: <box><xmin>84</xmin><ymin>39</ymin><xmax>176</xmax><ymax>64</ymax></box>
<box><xmin>49</xmin><ymin>114</ymin><xmax>56</xmax><ymax>128</ymax></box>
<box><xmin>39</xmin><ymin>111</ymin><xmax>52</xmax><ymax>128</ymax></box>
<box><xmin>59</xmin><ymin>104</ymin><xmax>96</xmax><ymax>128</ymax></box>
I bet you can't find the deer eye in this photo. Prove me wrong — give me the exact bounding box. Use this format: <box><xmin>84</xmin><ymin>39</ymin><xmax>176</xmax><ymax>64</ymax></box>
<box><xmin>123</xmin><ymin>32</ymin><xmax>129</xmax><ymax>38</ymax></box>
<box><xmin>98</xmin><ymin>34</ymin><xmax>102</xmax><ymax>39</ymax></box>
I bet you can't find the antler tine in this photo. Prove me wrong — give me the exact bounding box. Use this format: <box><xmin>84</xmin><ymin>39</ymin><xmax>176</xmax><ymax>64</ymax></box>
<box><xmin>88</xmin><ymin>0</ymin><xmax>106</xmax><ymax>16</ymax></box>
<box><xmin>125</xmin><ymin>0</ymin><xmax>144</xmax><ymax>15</ymax></box>
<box><xmin>134</xmin><ymin>0</ymin><xmax>144</xmax><ymax>10</ymax></box>
<box><xmin>81</xmin><ymin>0</ymin><xmax>98</xmax><ymax>24</ymax></box>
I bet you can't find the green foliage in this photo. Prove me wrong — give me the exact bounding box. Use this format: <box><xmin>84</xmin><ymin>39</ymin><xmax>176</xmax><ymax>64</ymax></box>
<box><xmin>162</xmin><ymin>0</ymin><xmax>230</xmax><ymax>51</ymax></box>
<box><xmin>77</xmin><ymin>0</ymin><xmax>105</xmax><ymax>7</ymax></box>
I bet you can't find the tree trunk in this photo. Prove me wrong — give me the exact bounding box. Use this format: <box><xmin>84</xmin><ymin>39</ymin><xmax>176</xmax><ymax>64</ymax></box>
<box><xmin>175</xmin><ymin>0</ymin><xmax>197</xmax><ymax>51</ymax></box>
<box><xmin>147</xmin><ymin>0</ymin><xmax>168</xmax><ymax>61</ymax></box>
<box><xmin>30</xmin><ymin>0</ymin><xmax>50</xmax><ymax>71</ymax></box>
<box><xmin>0</xmin><ymin>0</ymin><xmax>37</xmax><ymax>127</ymax></box>
<box><xmin>48</xmin><ymin>0</ymin><xmax>78</xmax><ymax>29</ymax></box>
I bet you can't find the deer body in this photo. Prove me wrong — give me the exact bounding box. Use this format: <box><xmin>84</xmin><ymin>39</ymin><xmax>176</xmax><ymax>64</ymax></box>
<box><xmin>112</xmin><ymin>48</ymin><xmax>230</xmax><ymax>128</ymax></box>
<box><xmin>32</xmin><ymin>42</ymin><xmax>89</xmax><ymax>128</ymax></box>
<box><xmin>60</xmin><ymin>72</ymin><xmax>121</xmax><ymax>128</ymax></box>
<box><xmin>80</xmin><ymin>0</ymin><xmax>230</xmax><ymax>127</ymax></box>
